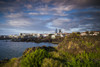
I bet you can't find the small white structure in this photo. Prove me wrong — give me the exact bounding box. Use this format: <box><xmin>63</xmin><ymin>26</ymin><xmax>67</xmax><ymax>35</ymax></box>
<box><xmin>93</xmin><ymin>32</ymin><xmax>100</xmax><ymax>36</ymax></box>
<box><xmin>32</xmin><ymin>34</ymin><xmax>37</xmax><ymax>37</ymax></box>
<box><xmin>51</xmin><ymin>35</ymin><xmax>56</xmax><ymax>39</ymax></box>
<box><xmin>42</xmin><ymin>34</ymin><xmax>49</xmax><ymax>37</ymax></box>
<box><xmin>19</xmin><ymin>33</ymin><xmax>31</xmax><ymax>36</ymax></box>
<box><xmin>81</xmin><ymin>32</ymin><xmax>87</xmax><ymax>36</ymax></box>
<box><xmin>37</xmin><ymin>34</ymin><xmax>41</xmax><ymax>37</ymax></box>
<box><xmin>81</xmin><ymin>31</ymin><xmax>100</xmax><ymax>36</ymax></box>
<box><xmin>60</xmin><ymin>34</ymin><xmax>65</xmax><ymax>37</ymax></box>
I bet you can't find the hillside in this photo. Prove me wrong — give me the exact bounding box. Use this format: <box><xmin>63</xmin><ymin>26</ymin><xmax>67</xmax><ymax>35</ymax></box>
<box><xmin>0</xmin><ymin>33</ymin><xmax>100</xmax><ymax>67</ymax></box>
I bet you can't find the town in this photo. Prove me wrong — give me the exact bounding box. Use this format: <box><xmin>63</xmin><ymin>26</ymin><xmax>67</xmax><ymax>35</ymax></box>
<box><xmin>0</xmin><ymin>29</ymin><xmax>100</xmax><ymax>43</ymax></box>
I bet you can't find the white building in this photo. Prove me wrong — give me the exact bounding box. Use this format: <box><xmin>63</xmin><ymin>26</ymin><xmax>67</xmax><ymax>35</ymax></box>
<box><xmin>81</xmin><ymin>31</ymin><xmax>100</xmax><ymax>36</ymax></box>
<box><xmin>33</xmin><ymin>34</ymin><xmax>43</xmax><ymax>38</ymax></box>
<box><xmin>60</xmin><ymin>34</ymin><xmax>65</xmax><ymax>37</ymax></box>
<box><xmin>51</xmin><ymin>35</ymin><xmax>56</xmax><ymax>39</ymax></box>
<box><xmin>81</xmin><ymin>32</ymin><xmax>87</xmax><ymax>36</ymax></box>
<box><xmin>93</xmin><ymin>32</ymin><xmax>100</xmax><ymax>36</ymax></box>
<box><xmin>42</xmin><ymin>34</ymin><xmax>49</xmax><ymax>37</ymax></box>
<box><xmin>51</xmin><ymin>33</ymin><xmax>66</xmax><ymax>39</ymax></box>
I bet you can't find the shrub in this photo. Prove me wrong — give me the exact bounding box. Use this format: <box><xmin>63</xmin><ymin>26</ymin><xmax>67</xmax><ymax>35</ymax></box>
<box><xmin>21</xmin><ymin>49</ymin><xmax>50</xmax><ymax>67</ymax></box>
<box><xmin>42</xmin><ymin>58</ymin><xmax>66</xmax><ymax>67</ymax></box>
<box><xmin>2</xmin><ymin>58</ymin><xmax>17</xmax><ymax>67</ymax></box>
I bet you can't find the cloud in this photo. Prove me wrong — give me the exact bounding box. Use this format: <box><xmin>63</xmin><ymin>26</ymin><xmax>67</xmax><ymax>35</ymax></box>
<box><xmin>48</xmin><ymin>9</ymin><xmax>100</xmax><ymax>32</ymax></box>
<box><xmin>6</xmin><ymin>13</ymin><xmax>22</xmax><ymax>18</ymax></box>
<box><xmin>1</xmin><ymin>13</ymin><xmax>53</xmax><ymax>33</ymax></box>
<box><xmin>52</xmin><ymin>18</ymin><xmax>71</xmax><ymax>26</ymax></box>
<box><xmin>52</xmin><ymin>0</ymin><xmax>100</xmax><ymax>8</ymax></box>
<box><xmin>24</xmin><ymin>4</ymin><xmax>33</xmax><ymax>9</ymax></box>
<box><xmin>34</xmin><ymin>5</ymin><xmax>74</xmax><ymax>15</ymax></box>
<box><xmin>51</xmin><ymin>5</ymin><xmax>74</xmax><ymax>14</ymax></box>
<box><xmin>29</xmin><ymin>12</ymin><xmax>49</xmax><ymax>15</ymax></box>
<box><xmin>52</xmin><ymin>5</ymin><xmax>74</xmax><ymax>11</ymax></box>
<box><xmin>29</xmin><ymin>12</ymin><xmax>68</xmax><ymax>16</ymax></box>
<box><xmin>42</xmin><ymin>0</ymin><xmax>52</xmax><ymax>3</ymax></box>
<box><xmin>0</xmin><ymin>0</ymin><xmax>100</xmax><ymax>34</ymax></box>
<box><xmin>0</xmin><ymin>1</ymin><xmax>6</xmax><ymax>4</ymax></box>
<box><xmin>8</xmin><ymin>19</ymin><xmax>32</xmax><ymax>27</ymax></box>
<box><xmin>0</xmin><ymin>0</ymin><xmax>100</xmax><ymax>13</ymax></box>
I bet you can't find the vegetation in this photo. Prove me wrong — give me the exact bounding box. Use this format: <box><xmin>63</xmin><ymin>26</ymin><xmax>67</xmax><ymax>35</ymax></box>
<box><xmin>12</xmin><ymin>35</ymin><xmax>64</xmax><ymax>44</ymax></box>
<box><xmin>90</xmin><ymin>31</ymin><xmax>94</xmax><ymax>35</ymax></box>
<box><xmin>21</xmin><ymin>49</ymin><xmax>50</xmax><ymax>67</ymax></box>
<box><xmin>86</xmin><ymin>31</ymin><xmax>89</xmax><ymax>35</ymax></box>
<box><xmin>0</xmin><ymin>58</ymin><xmax>21</xmax><ymax>67</ymax></box>
<box><xmin>1</xmin><ymin>32</ymin><xmax>100</xmax><ymax>67</ymax></box>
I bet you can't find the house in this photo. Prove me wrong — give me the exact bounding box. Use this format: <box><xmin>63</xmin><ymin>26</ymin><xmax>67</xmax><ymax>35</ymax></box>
<box><xmin>42</xmin><ymin>34</ymin><xmax>49</xmax><ymax>37</ymax></box>
<box><xmin>51</xmin><ymin>33</ymin><xmax>66</xmax><ymax>39</ymax></box>
<box><xmin>60</xmin><ymin>34</ymin><xmax>66</xmax><ymax>37</ymax></box>
<box><xmin>51</xmin><ymin>35</ymin><xmax>56</xmax><ymax>39</ymax></box>
<box><xmin>93</xmin><ymin>31</ymin><xmax>100</xmax><ymax>36</ymax></box>
<box><xmin>37</xmin><ymin>34</ymin><xmax>43</xmax><ymax>37</ymax></box>
<box><xmin>32</xmin><ymin>34</ymin><xmax>38</xmax><ymax>37</ymax></box>
<box><xmin>81</xmin><ymin>32</ymin><xmax>87</xmax><ymax>36</ymax></box>
<box><xmin>80</xmin><ymin>31</ymin><xmax>100</xmax><ymax>36</ymax></box>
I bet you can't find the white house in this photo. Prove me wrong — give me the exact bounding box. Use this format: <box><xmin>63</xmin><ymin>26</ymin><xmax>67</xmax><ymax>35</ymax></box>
<box><xmin>42</xmin><ymin>34</ymin><xmax>49</xmax><ymax>37</ymax></box>
<box><xmin>93</xmin><ymin>32</ymin><xmax>100</xmax><ymax>36</ymax></box>
<box><xmin>51</xmin><ymin>35</ymin><xmax>56</xmax><ymax>39</ymax></box>
<box><xmin>60</xmin><ymin>34</ymin><xmax>65</xmax><ymax>37</ymax></box>
<box><xmin>81</xmin><ymin>32</ymin><xmax>87</xmax><ymax>36</ymax></box>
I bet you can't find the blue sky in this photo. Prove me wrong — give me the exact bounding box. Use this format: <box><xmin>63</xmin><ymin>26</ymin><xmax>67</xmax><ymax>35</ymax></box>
<box><xmin>0</xmin><ymin>0</ymin><xmax>100</xmax><ymax>35</ymax></box>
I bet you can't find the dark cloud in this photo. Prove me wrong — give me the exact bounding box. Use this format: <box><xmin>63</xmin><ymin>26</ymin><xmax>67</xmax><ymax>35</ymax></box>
<box><xmin>49</xmin><ymin>9</ymin><xmax>100</xmax><ymax>32</ymax></box>
<box><xmin>53</xmin><ymin>0</ymin><xmax>100</xmax><ymax>7</ymax></box>
<box><xmin>0</xmin><ymin>0</ymin><xmax>100</xmax><ymax>13</ymax></box>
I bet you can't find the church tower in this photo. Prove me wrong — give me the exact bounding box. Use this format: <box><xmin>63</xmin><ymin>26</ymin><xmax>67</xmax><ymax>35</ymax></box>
<box><xmin>59</xmin><ymin>29</ymin><xmax>62</xmax><ymax>33</ymax></box>
<box><xmin>55</xmin><ymin>28</ymin><xmax>58</xmax><ymax>33</ymax></box>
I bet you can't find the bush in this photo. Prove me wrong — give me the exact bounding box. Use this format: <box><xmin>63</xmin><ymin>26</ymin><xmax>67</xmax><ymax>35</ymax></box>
<box><xmin>21</xmin><ymin>49</ymin><xmax>50</xmax><ymax>67</ymax></box>
<box><xmin>42</xmin><ymin>58</ymin><xmax>66</xmax><ymax>67</ymax></box>
<box><xmin>66</xmin><ymin>51</ymin><xmax>100</xmax><ymax>67</ymax></box>
<box><xmin>1</xmin><ymin>58</ymin><xmax>18</xmax><ymax>67</ymax></box>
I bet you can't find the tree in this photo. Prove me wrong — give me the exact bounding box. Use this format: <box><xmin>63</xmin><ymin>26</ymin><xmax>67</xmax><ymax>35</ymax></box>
<box><xmin>86</xmin><ymin>31</ymin><xmax>89</xmax><ymax>35</ymax></box>
<box><xmin>90</xmin><ymin>31</ymin><xmax>94</xmax><ymax>35</ymax></box>
<box><xmin>77</xmin><ymin>32</ymin><xmax>81</xmax><ymax>35</ymax></box>
<box><xmin>21</xmin><ymin>49</ymin><xmax>50</xmax><ymax>67</ymax></box>
<box><xmin>97</xmin><ymin>32</ymin><xmax>100</xmax><ymax>36</ymax></box>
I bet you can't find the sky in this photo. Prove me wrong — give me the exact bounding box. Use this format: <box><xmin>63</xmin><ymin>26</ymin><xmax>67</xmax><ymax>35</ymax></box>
<box><xmin>0</xmin><ymin>0</ymin><xmax>100</xmax><ymax>35</ymax></box>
